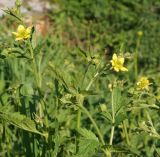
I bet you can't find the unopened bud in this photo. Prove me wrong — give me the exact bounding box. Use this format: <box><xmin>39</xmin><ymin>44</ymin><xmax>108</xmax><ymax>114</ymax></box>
<box><xmin>108</xmin><ymin>83</ymin><xmax>113</xmax><ymax>91</ymax></box>
<box><xmin>16</xmin><ymin>0</ymin><xmax>22</xmax><ymax>7</ymax></box>
<box><xmin>99</xmin><ymin>104</ymin><xmax>107</xmax><ymax>112</ymax></box>
<box><xmin>137</xmin><ymin>31</ymin><xmax>143</xmax><ymax>37</ymax></box>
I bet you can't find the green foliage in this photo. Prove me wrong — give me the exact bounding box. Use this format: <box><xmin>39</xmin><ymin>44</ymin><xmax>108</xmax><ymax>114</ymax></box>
<box><xmin>0</xmin><ymin>0</ymin><xmax>160</xmax><ymax>157</ymax></box>
<box><xmin>0</xmin><ymin>105</ymin><xmax>47</xmax><ymax>137</ymax></box>
<box><xmin>76</xmin><ymin>128</ymin><xmax>100</xmax><ymax>157</ymax></box>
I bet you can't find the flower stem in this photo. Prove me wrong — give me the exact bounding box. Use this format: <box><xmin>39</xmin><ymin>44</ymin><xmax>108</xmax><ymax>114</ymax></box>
<box><xmin>109</xmin><ymin>126</ymin><xmax>115</xmax><ymax>145</ymax></box>
<box><xmin>29</xmin><ymin>41</ymin><xmax>48</xmax><ymax>128</ymax></box>
<box><xmin>122</xmin><ymin>120</ymin><xmax>130</xmax><ymax>146</ymax></box>
<box><xmin>134</xmin><ymin>36</ymin><xmax>141</xmax><ymax>80</ymax></box>
<box><xmin>77</xmin><ymin>104</ymin><xmax>105</xmax><ymax>145</ymax></box>
<box><xmin>86</xmin><ymin>72</ymin><xmax>99</xmax><ymax>91</ymax></box>
<box><xmin>76</xmin><ymin>100</ymin><xmax>82</xmax><ymax>129</ymax></box>
<box><xmin>29</xmin><ymin>41</ymin><xmax>40</xmax><ymax>89</ymax></box>
<box><xmin>109</xmin><ymin>90</ymin><xmax>115</xmax><ymax>156</ymax></box>
<box><xmin>77</xmin><ymin>109</ymin><xmax>81</xmax><ymax>129</ymax></box>
<box><xmin>77</xmin><ymin>72</ymin><xmax>99</xmax><ymax>129</ymax></box>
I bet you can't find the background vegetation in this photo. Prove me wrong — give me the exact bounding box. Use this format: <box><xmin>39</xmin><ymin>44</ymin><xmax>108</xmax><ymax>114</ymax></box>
<box><xmin>0</xmin><ymin>0</ymin><xmax>160</xmax><ymax>156</ymax></box>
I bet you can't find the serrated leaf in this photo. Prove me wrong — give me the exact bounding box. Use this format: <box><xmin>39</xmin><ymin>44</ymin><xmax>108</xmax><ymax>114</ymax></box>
<box><xmin>48</xmin><ymin>62</ymin><xmax>70</xmax><ymax>90</ymax></box>
<box><xmin>112</xmin><ymin>87</ymin><xmax>129</xmax><ymax>118</ymax></box>
<box><xmin>101</xmin><ymin>111</ymin><xmax>112</xmax><ymax>123</ymax></box>
<box><xmin>76</xmin><ymin>128</ymin><xmax>100</xmax><ymax>156</ymax></box>
<box><xmin>112</xmin><ymin>87</ymin><xmax>121</xmax><ymax>112</ymax></box>
<box><xmin>77</xmin><ymin>139</ymin><xmax>99</xmax><ymax>156</ymax></box>
<box><xmin>155</xmin><ymin>148</ymin><xmax>160</xmax><ymax>156</ymax></box>
<box><xmin>0</xmin><ymin>107</ymin><xmax>48</xmax><ymax>138</ymax></box>
<box><xmin>77</xmin><ymin>128</ymin><xmax>99</xmax><ymax>141</ymax></box>
<box><xmin>115</xmin><ymin>113</ymin><xmax>127</xmax><ymax>125</ymax></box>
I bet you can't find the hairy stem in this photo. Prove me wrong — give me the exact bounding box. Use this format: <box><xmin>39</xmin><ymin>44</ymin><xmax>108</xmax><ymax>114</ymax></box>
<box><xmin>77</xmin><ymin>72</ymin><xmax>99</xmax><ymax>129</ymax></box>
<box><xmin>123</xmin><ymin>120</ymin><xmax>130</xmax><ymax>146</ymax></box>
<box><xmin>134</xmin><ymin>36</ymin><xmax>141</xmax><ymax>80</ymax></box>
<box><xmin>29</xmin><ymin>41</ymin><xmax>48</xmax><ymax>128</ymax></box>
<box><xmin>77</xmin><ymin>104</ymin><xmax>105</xmax><ymax>145</ymax></box>
<box><xmin>86</xmin><ymin>72</ymin><xmax>99</xmax><ymax>91</ymax></box>
<box><xmin>109</xmin><ymin>90</ymin><xmax>115</xmax><ymax>156</ymax></box>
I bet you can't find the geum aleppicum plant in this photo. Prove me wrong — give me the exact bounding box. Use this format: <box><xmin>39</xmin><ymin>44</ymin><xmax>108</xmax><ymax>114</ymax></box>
<box><xmin>12</xmin><ymin>23</ymin><xmax>49</xmax><ymax>129</ymax></box>
<box><xmin>102</xmin><ymin>53</ymin><xmax>129</xmax><ymax>157</ymax></box>
<box><xmin>110</xmin><ymin>53</ymin><xmax>128</xmax><ymax>72</ymax></box>
<box><xmin>12</xmin><ymin>24</ymin><xmax>32</xmax><ymax>41</ymax></box>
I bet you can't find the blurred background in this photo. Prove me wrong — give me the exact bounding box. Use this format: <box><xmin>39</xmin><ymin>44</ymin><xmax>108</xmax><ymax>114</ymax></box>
<box><xmin>1</xmin><ymin>0</ymin><xmax>160</xmax><ymax>69</ymax></box>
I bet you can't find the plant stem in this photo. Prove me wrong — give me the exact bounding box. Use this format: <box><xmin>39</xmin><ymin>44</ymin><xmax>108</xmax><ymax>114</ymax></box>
<box><xmin>77</xmin><ymin>104</ymin><xmax>105</xmax><ymax>145</ymax></box>
<box><xmin>110</xmin><ymin>90</ymin><xmax>115</xmax><ymax>144</ymax></box>
<box><xmin>109</xmin><ymin>126</ymin><xmax>115</xmax><ymax>145</ymax></box>
<box><xmin>109</xmin><ymin>90</ymin><xmax>115</xmax><ymax>156</ymax></box>
<box><xmin>78</xmin><ymin>104</ymin><xmax>109</xmax><ymax>156</ymax></box>
<box><xmin>122</xmin><ymin>120</ymin><xmax>130</xmax><ymax>146</ymax></box>
<box><xmin>29</xmin><ymin>41</ymin><xmax>48</xmax><ymax>128</ymax></box>
<box><xmin>86</xmin><ymin>72</ymin><xmax>99</xmax><ymax>91</ymax></box>
<box><xmin>134</xmin><ymin>36</ymin><xmax>141</xmax><ymax>80</ymax></box>
<box><xmin>29</xmin><ymin>41</ymin><xmax>40</xmax><ymax>89</ymax></box>
<box><xmin>77</xmin><ymin>109</ymin><xmax>81</xmax><ymax>129</ymax></box>
<box><xmin>76</xmin><ymin>94</ymin><xmax>84</xmax><ymax>129</ymax></box>
<box><xmin>77</xmin><ymin>72</ymin><xmax>99</xmax><ymax>129</ymax></box>
<box><xmin>134</xmin><ymin>50</ymin><xmax>138</xmax><ymax>81</ymax></box>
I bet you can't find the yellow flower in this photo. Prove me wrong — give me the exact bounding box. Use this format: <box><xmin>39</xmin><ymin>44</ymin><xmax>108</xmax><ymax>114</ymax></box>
<box><xmin>12</xmin><ymin>25</ymin><xmax>31</xmax><ymax>41</ymax></box>
<box><xmin>137</xmin><ymin>77</ymin><xmax>150</xmax><ymax>90</ymax></box>
<box><xmin>110</xmin><ymin>53</ymin><xmax>128</xmax><ymax>72</ymax></box>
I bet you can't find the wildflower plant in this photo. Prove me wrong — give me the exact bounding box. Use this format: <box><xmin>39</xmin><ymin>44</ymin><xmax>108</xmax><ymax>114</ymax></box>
<box><xmin>0</xmin><ymin>1</ymin><xmax>159</xmax><ymax>157</ymax></box>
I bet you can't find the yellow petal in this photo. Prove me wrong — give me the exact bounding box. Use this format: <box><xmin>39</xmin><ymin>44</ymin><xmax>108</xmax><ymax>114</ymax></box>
<box><xmin>24</xmin><ymin>34</ymin><xmax>31</xmax><ymax>39</ymax></box>
<box><xmin>119</xmin><ymin>57</ymin><xmax>124</xmax><ymax>64</ymax></box>
<box><xmin>121</xmin><ymin>66</ymin><xmax>128</xmax><ymax>71</ymax></box>
<box><xmin>112</xmin><ymin>53</ymin><xmax>117</xmax><ymax>60</ymax></box>
<box><xmin>15</xmin><ymin>37</ymin><xmax>24</xmax><ymax>41</ymax></box>
<box><xmin>26</xmin><ymin>27</ymin><xmax>32</xmax><ymax>34</ymax></box>
<box><xmin>114</xmin><ymin>67</ymin><xmax>120</xmax><ymax>72</ymax></box>
<box><xmin>17</xmin><ymin>25</ymin><xmax>25</xmax><ymax>33</ymax></box>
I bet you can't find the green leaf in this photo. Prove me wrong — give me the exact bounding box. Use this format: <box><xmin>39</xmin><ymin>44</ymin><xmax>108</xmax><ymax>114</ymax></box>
<box><xmin>112</xmin><ymin>87</ymin><xmax>129</xmax><ymax>119</ymax></box>
<box><xmin>112</xmin><ymin>87</ymin><xmax>121</xmax><ymax>113</ymax></box>
<box><xmin>101</xmin><ymin>111</ymin><xmax>112</xmax><ymax>123</ymax></box>
<box><xmin>77</xmin><ymin>128</ymin><xmax>99</xmax><ymax>141</ymax></box>
<box><xmin>0</xmin><ymin>106</ymin><xmax>48</xmax><ymax>138</ymax></box>
<box><xmin>76</xmin><ymin>128</ymin><xmax>100</xmax><ymax>157</ymax></box>
<box><xmin>77</xmin><ymin>139</ymin><xmax>99</xmax><ymax>157</ymax></box>
<box><xmin>115</xmin><ymin>113</ymin><xmax>127</xmax><ymax>125</ymax></box>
